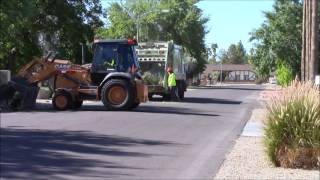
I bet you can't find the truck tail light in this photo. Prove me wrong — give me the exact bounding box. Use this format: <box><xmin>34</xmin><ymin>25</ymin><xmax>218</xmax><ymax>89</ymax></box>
<box><xmin>128</xmin><ymin>39</ymin><xmax>137</xmax><ymax>45</ymax></box>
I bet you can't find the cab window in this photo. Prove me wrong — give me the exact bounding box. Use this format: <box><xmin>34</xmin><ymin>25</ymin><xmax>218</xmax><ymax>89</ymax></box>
<box><xmin>92</xmin><ymin>44</ymin><xmax>117</xmax><ymax>71</ymax></box>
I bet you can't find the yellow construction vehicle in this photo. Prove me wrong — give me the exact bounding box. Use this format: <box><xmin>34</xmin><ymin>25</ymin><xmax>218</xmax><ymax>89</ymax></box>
<box><xmin>0</xmin><ymin>39</ymin><xmax>148</xmax><ymax>111</ymax></box>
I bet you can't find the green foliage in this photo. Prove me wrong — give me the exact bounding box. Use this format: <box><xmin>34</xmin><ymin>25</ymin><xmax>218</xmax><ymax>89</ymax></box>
<box><xmin>96</xmin><ymin>2</ymin><xmax>136</xmax><ymax>39</ymax></box>
<box><xmin>248</xmin><ymin>44</ymin><xmax>275</xmax><ymax>80</ymax></box>
<box><xmin>158</xmin><ymin>0</ymin><xmax>208</xmax><ymax>73</ymax></box>
<box><xmin>276</xmin><ymin>63</ymin><xmax>293</xmax><ymax>87</ymax></box>
<box><xmin>142</xmin><ymin>72</ymin><xmax>161</xmax><ymax>85</ymax></box>
<box><xmin>207</xmin><ymin>43</ymin><xmax>218</xmax><ymax>64</ymax></box>
<box><xmin>250</xmin><ymin>0</ymin><xmax>303</xmax><ymax>78</ymax></box>
<box><xmin>264</xmin><ymin>81</ymin><xmax>320</xmax><ymax>165</ymax></box>
<box><xmin>97</xmin><ymin>0</ymin><xmax>208</xmax><ymax>74</ymax></box>
<box><xmin>207</xmin><ymin>57</ymin><xmax>217</xmax><ymax>64</ymax></box>
<box><xmin>219</xmin><ymin>41</ymin><xmax>248</xmax><ymax>64</ymax></box>
<box><xmin>0</xmin><ymin>0</ymin><xmax>40</xmax><ymax>72</ymax></box>
<box><xmin>0</xmin><ymin>0</ymin><xmax>103</xmax><ymax>72</ymax></box>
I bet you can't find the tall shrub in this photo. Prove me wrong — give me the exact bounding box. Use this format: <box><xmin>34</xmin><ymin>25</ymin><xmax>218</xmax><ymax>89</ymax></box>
<box><xmin>276</xmin><ymin>63</ymin><xmax>294</xmax><ymax>87</ymax></box>
<box><xmin>265</xmin><ymin>81</ymin><xmax>320</xmax><ymax>169</ymax></box>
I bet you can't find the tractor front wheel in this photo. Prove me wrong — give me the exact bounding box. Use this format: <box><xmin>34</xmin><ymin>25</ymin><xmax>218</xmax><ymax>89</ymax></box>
<box><xmin>101</xmin><ymin>79</ymin><xmax>134</xmax><ymax>110</ymax></box>
<box><xmin>52</xmin><ymin>91</ymin><xmax>72</xmax><ymax>110</ymax></box>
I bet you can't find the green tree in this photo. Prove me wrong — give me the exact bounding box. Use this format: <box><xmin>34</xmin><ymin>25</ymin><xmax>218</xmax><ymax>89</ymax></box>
<box><xmin>97</xmin><ymin>0</ymin><xmax>209</xmax><ymax>73</ymax></box>
<box><xmin>276</xmin><ymin>63</ymin><xmax>293</xmax><ymax>86</ymax></box>
<box><xmin>219</xmin><ymin>41</ymin><xmax>248</xmax><ymax>64</ymax></box>
<box><xmin>95</xmin><ymin>0</ymin><xmax>160</xmax><ymax>40</ymax></box>
<box><xmin>207</xmin><ymin>43</ymin><xmax>218</xmax><ymax>64</ymax></box>
<box><xmin>158</xmin><ymin>0</ymin><xmax>208</xmax><ymax>73</ymax></box>
<box><xmin>249</xmin><ymin>0</ymin><xmax>303</xmax><ymax>79</ymax></box>
<box><xmin>0</xmin><ymin>0</ymin><xmax>40</xmax><ymax>72</ymax></box>
<box><xmin>0</xmin><ymin>0</ymin><xmax>103</xmax><ymax>72</ymax></box>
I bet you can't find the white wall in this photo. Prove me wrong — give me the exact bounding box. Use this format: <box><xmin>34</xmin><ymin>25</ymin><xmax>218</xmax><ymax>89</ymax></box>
<box><xmin>228</xmin><ymin>71</ymin><xmax>255</xmax><ymax>81</ymax></box>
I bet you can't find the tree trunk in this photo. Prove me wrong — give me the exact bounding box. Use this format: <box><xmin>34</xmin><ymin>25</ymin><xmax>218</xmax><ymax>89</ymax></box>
<box><xmin>301</xmin><ymin>0</ymin><xmax>306</xmax><ymax>81</ymax></box>
<box><xmin>301</xmin><ymin>0</ymin><xmax>319</xmax><ymax>82</ymax></box>
<box><xmin>310</xmin><ymin>0</ymin><xmax>318</xmax><ymax>80</ymax></box>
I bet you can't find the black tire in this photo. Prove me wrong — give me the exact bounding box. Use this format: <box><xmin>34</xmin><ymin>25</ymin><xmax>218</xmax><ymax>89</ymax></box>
<box><xmin>52</xmin><ymin>91</ymin><xmax>72</xmax><ymax>110</ymax></box>
<box><xmin>101</xmin><ymin>79</ymin><xmax>135</xmax><ymax>110</ymax></box>
<box><xmin>162</xmin><ymin>93</ymin><xmax>171</xmax><ymax>101</ymax></box>
<box><xmin>130</xmin><ymin>102</ymin><xmax>140</xmax><ymax>110</ymax></box>
<box><xmin>148</xmin><ymin>94</ymin><xmax>153</xmax><ymax>101</ymax></box>
<box><xmin>72</xmin><ymin>100</ymin><xmax>83</xmax><ymax>109</ymax></box>
<box><xmin>177</xmin><ymin>81</ymin><xmax>185</xmax><ymax>100</ymax></box>
<box><xmin>178</xmin><ymin>87</ymin><xmax>185</xmax><ymax>99</ymax></box>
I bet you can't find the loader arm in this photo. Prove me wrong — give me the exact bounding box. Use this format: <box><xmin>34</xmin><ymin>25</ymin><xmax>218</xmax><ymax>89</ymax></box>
<box><xmin>17</xmin><ymin>58</ymin><xmax>58</xmax><ymax>84</ymax></box>
<box><xmin>0</xmin><ymin>57</ymin><xmax>60</xmax><ymax>110</ymax></box>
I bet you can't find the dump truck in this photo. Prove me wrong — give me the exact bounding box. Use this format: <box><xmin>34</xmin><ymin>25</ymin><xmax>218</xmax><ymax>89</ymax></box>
<box><xmin>136</xmin><ymin>41</ymin><xmax>187</xmax><ymax>100</ymax></box>
<box><xmin>0</xmin><ymin>39</ymin><xmax>148</xmax><ymax>111</ymax></box>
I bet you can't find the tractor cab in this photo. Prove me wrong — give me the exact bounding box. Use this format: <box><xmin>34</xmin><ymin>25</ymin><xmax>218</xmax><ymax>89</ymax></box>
<box><xmin>91</xmin><ymin>39</ymin><xmax>139</xmax><ymax>85</ymax></box>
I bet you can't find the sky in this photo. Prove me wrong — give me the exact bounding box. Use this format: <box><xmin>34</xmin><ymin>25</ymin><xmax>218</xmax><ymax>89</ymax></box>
<box><xmin>101</xmin><ymin>0</ymin><xmax>275</xmax><ymax>52</ymax></box>
<box><xmin>196</xmin><ymin>0</ymin><xmax>274</xmax><ymax>53</ymax></box>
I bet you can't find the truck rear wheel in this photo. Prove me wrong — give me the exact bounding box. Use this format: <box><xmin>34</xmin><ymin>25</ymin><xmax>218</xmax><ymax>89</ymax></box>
<box><xmin>52</xmin><ymin>91</ymin><xmax>72</xmax><ymax>110</ymax></box>
<box><xmin>148</xmin><ymin>93</ymin><xmax>153</xmax><ymax>100</ymax></box>
<box><xmin>177</xmin><ymin>81</ymin><xmax>185</xmax><ymax>99</ymax></box>
<box><xmin>101</xmin><ymin>79</ymin><xmax>134</xmax><ymax>110</ymax></box>
<box><xmin>162</xmin><ymin>93</ymin><xmax>171</xmax><ymax>101</ymax></box>
<box><xmin>178</xmin><ymin>87</ymin><xmax>184</xmax><ymax>99</ymax></box>
<box><xmin>130</xmin><ymin>102</ymin><xmax>140</xmax><ymax>109</ymax></box>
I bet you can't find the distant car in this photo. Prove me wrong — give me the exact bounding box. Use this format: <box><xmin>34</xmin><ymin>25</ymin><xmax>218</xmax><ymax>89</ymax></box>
<box><xmin>315</xmin><ymin>75</ymin><xmax>320</xmax><ymax>86</ymax></box>
<box><xmin>269</xmin><ymin>77</ymin><xmax>277</xmax><ymax>84</ymax></box>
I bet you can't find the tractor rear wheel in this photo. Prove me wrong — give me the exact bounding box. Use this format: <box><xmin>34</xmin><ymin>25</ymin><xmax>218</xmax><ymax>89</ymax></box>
<box><xmin>52</xmin><ymin>91</ymin><xmax>72</xmax><ymax>110</ymax></box>
<box><xmin>130</xmin><ymin>102</ymin><xmax>140</xmax><ymax>110</ymax></box>
<box><xmin>101</xmin><ymin>79</ymin><xmax>134</xmax><ymax>110</ymax></box>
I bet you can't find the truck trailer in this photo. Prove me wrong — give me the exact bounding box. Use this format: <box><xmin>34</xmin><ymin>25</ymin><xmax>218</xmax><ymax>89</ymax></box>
<box><xmin>136</xmin><ymin>41</ymin><xmax>187</xmax><ymax>100</ymax></box>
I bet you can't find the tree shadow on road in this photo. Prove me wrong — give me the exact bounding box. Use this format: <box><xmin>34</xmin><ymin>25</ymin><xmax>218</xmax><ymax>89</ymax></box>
<box><xmin>189</xmin><ymin>86</ymin><xmax>265</xmax><ymax>91</ymax></box>
<box><xmin>0</xmin><ymin>128</ymin><xmax>176</xmax><ymax>179</ymax></box>
<box><xmin>182</xmin><ymin>97</ymin><xmax>242</xmax><ymax>104</ymax></box>
<box><xmin>148</xmin><ymin>95</ymin><xmax>242</xmax><ymax>105</ymax></box>
<box><xmin>3</xmin><ymin>103</ymin><xmax>220</xmax><ymax>117</ymax></box>
<box><xmin>135</xmin><ymin>106</ymin><xmax>219</xmax><ymax>117</ymax></box>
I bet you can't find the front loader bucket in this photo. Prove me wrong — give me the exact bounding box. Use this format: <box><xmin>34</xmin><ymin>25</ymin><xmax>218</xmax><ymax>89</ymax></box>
<box><xmin>0</xmin><ymin>83</ymin><xmax>15</xmax><ymax>109</ymax></box>
<box><xmin>0</xmin><ymin>77</ymin><xmax>39</xmax><ymax>110</ymax></box>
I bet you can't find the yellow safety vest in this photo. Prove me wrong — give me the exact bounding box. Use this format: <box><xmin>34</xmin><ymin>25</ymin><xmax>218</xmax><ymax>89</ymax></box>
<box><xmin>168</xmin><ymin>73</ymin><xmax>176</xmax><ymax>87</ymax></box>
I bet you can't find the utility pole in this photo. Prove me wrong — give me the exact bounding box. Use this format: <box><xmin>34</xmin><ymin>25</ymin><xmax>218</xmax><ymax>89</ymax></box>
<box><xmin>220</xmin><ymin>60</ymin><xmax>222</xmax><ymax>84</ymax></box>
<box><xmin>125</xmin><ymin>9</ymin><xmax>169</xmax><ymax>42</ymax></box>
<box><xmin>301</xmin><ymin>0</ymin><xmax>318</xmax><ymax>81</ymax></box>
<box><xmin>81</xmin><ymin>43</ymin><xmax>85</xmax><ymax>65</ymax></box>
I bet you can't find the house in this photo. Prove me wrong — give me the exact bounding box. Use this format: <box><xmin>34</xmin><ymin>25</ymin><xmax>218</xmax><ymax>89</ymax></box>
<box><xmin>202</xmin><ymin>64</ymin><xmax>256</xmax><ymax>84</ymax></box>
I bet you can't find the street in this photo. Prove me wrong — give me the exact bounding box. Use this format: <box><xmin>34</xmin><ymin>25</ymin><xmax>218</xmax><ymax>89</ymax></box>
<box><xmin>0</xmin><ymin>85</ymin><xmax>263</xmax><ymax>180</ymax></box>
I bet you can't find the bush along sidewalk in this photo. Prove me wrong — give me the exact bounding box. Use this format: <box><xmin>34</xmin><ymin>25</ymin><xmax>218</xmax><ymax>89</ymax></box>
<box><xmin>264</xmin><ymin>80</ymin><xmax>320</xmax><ymax>169</ymax></box>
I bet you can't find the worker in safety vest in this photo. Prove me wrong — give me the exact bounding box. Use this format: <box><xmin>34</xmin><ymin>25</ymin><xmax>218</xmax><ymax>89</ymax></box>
<box><xmin>104</xmin><ymin>58</ymin><xmax>115</xmax><ymax>69</ymax></box>
<box><xmin>167</xmin><ymin>67</ymin><xmax>179</xmax><ymax>100</ymax></box>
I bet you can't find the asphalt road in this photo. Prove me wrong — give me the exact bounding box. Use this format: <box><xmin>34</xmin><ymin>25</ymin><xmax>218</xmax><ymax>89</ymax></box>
<box><xmin>0</xmin><ymin>85</ymin><xmax>263</xmax><ymax>180</ymax></box>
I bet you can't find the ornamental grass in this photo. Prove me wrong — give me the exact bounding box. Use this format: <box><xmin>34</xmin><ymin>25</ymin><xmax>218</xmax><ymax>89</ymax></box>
<box><xmin>264</xmin><ymin>80</ymin><xmax>320</xmax><ymax>169</ymax></box>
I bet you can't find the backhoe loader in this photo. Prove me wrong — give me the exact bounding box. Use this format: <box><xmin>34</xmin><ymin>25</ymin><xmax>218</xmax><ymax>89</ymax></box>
<box><xmin>0</xmin><ymin>39</ymin><xmax>148</xmax><ymax>111</ymax></box>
